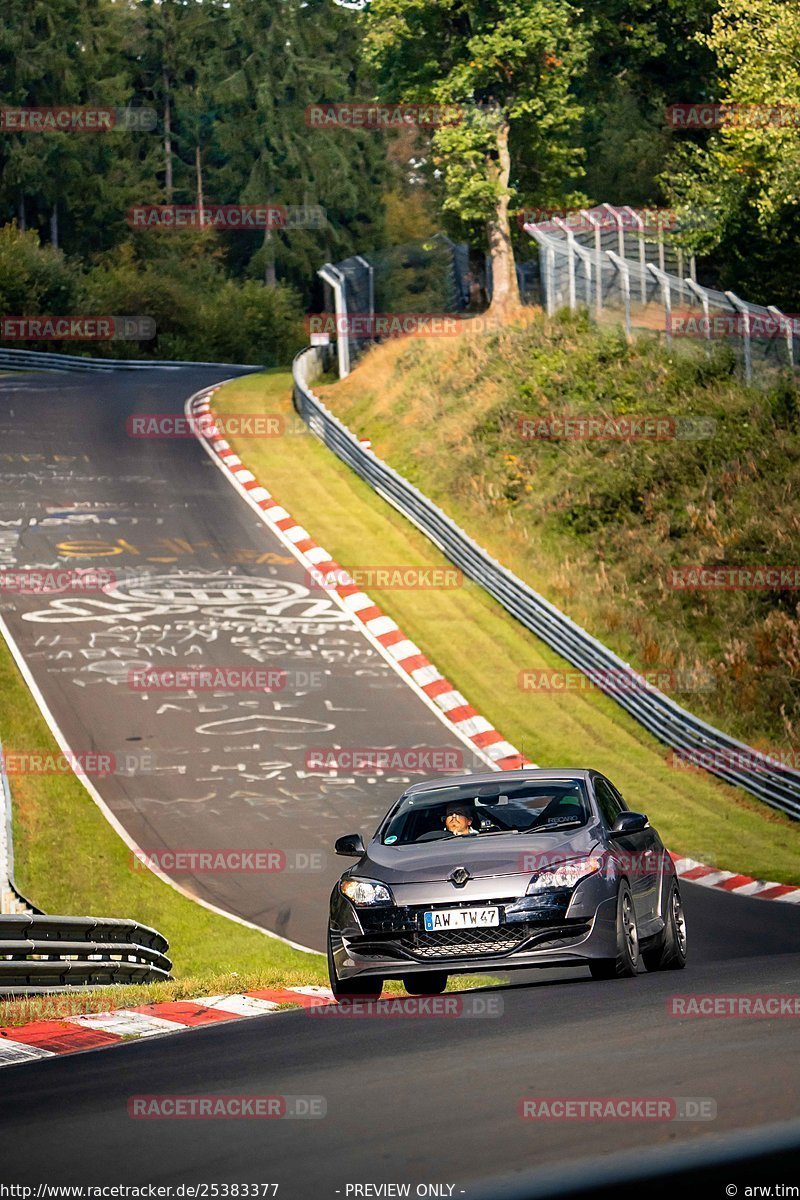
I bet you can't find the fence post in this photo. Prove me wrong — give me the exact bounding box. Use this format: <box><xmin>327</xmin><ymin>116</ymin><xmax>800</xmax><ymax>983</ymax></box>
<box><xmin>602</xmin><ymin>203</ymin><xmax>625</xmax><ymax>260</ymax></box>
<box><xmin>648</xmin><ymin>264</ymin><xmax>672</xmax><ymax>347</ymax></box>
<box><xmin>685</xmin><ymin>278</ymin><xmax>713</xmax><ymax>352</ymax></box>
<box><xmin>553</xmin><ymin>218</ymin><xmax>576</xmax><ymax>310</ymax></box>
<box><xmin>354</xmin><ymin>255</ymin><xmax>374</xmax><ymax>341</ymax></box>
<box><xmin>607</xmin><ymin>250</ymin><xmax>632</xmax><ymax>339</ymax></box>
<box><xmin>725</xmin><ymin>291</ymin><xmax>752</xmax><ymax>383</ymax></box>
<box><xmin>581</xmin><ymin>210</ymin><xmax>604</xmax><ymax>316</ymax></box>
<box><xmin>623</xmin><ymin>206</ymin><xmax>647</xmax><ymax>303</ymax></box>
<box><xmin>317</xmin><ymin>264</ymin><xmax>350</xmax><ymax>378</ymax></box>
<box><xmin>767</xmin><ymin>305</ymin><xmax>794</xmax><ymax>370</ymax></box>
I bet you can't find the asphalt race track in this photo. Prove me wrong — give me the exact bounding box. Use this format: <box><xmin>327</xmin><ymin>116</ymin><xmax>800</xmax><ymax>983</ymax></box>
<box><xmin>0</xmin><ymin>885</ymin><xmax>798</xmax><ymax>1189</ymax></box>
<box><xmin>1</xmin><ymin>368</ymin><xmax>798</xmax><ymax>1192</ymax></box>
<box><xmin>0</xmin><ymin>367</ymin><xmax>482</xmax><ymax>949</ymax></box>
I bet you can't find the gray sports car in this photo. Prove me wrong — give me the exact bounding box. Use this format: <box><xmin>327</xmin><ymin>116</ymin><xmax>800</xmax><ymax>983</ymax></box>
<box><xmin>327</xmin><ymin>768</ymin><xmax>687</xmax><ymax>997</ymax></box>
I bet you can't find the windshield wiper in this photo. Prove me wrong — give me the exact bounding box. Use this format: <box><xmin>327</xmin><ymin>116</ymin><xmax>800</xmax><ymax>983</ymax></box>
<box><xmin>524</xmin><ymin>819</ymin><xmax>584</xmax><ymax>833</ymax></box>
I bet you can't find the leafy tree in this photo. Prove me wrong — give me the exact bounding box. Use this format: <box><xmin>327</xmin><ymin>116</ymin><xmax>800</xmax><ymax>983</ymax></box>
<box><xmin>662</xmin><ymin>0</ymin><xmax>800</xmax><ymax>305</ymax></box>
<box><xmin>363</xmin><ymin>0</ymin><xmax>589</xmax><ymax>312</ymax></box>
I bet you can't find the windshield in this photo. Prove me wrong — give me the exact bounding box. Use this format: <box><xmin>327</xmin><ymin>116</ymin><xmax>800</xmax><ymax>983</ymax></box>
<box><xmin>378</xmin><ymin>779</ymin><xmax>590</xmax><ymax>846</ymax></box>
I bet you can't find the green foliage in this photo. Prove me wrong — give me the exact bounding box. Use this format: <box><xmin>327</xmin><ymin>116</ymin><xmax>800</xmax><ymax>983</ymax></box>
<box><xmin>662</xmin><ymin>0</ymin><xmax>800</xmax><ymax>306</ymax></box>
<box><xmin>0</xmin><ymin>224</ymin><xmax>78</xmax><ymax>313</ymax></box>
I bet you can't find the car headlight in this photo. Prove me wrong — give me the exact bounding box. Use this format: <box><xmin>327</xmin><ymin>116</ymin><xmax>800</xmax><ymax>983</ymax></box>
<box><xmin>526</xmin><ymin>856</ymin><xmax>601</xmax><ymax>893</ymax></box>
<box><xmin>341</xmin><ymin>878</ymin><xmax>394</xmax><ymax>906</ymax></box>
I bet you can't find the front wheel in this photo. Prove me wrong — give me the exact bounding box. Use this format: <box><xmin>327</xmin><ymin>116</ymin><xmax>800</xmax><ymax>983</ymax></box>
<box><xmin>589</xmin><ymin>883</ymin><xmax>639</xmax><ymax>979</ymax></box>
<box><xmin>642</xmin><ymin>879</ymin><xmax>687</xmax><ymax>972</ymax></box>
<box><xmin>327</xmin><ymin>930</ymin><xmax>383</xmax><ymax>1000</ymax></box>
<box><xmin>403</xmin><ymin>972</ymin><xmax>448</xmax><ymax>995</ymax></box>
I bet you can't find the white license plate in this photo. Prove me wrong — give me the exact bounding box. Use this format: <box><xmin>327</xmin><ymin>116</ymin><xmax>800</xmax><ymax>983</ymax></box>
<box><xmin>424</xmin><ymin>907</ymin><xmax>499</xmax><ymax>931</ymax></box>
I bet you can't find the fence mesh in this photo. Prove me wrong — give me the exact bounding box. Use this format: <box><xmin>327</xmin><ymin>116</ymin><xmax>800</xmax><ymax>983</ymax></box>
<box><xmin>526</xmin><ymin>205</ymin><xmax>797</xmax><ymax>385</ymax></box>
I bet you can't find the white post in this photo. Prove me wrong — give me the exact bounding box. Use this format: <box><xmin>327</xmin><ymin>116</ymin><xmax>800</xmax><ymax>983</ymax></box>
<box><xmin>602</xmin><ymin>203</ymin><xmax>625</xmax><ymax>260</ymax></box>
<box><xmin>553</xmin><ymin>218</ymin><xmax>576</xmax><ymax>310</ymax></box>
<box><xmin>648</xmin><ymin>264</ymin><xmax>673</xmax><ymax>347</ymax></box>
<box><xmin>685</xmin><ymin>278</ymin><xmax>713</xmax><ymax>349</ymax></box>
<box><xmin>318</xmin><ymin>264</ymin><xmax>350</xmax><ymax>378</ymax></box>
<box><xmin>623</xmin><ymin>206</ymin><xmax>647</xmax><ymax>303</ymax></box>
<box><xmin>581</xmin><ymin>209</ymin><xmax>604</xmax><ymax>315</ymax></box>
<box><xmin>767</xmin><ymin>305</ymin><xmax>794</xmax><ymax>370</ymax></box>
<box><xmin>725</xmin><ymin>291</ymin><xmax>752</xmax><ymax>383</ymax></box>
<box><xmin>607</xmin><ymin>250</ymin><xmax>632</xmax><ymax>339</ymax></box>
<box><xmin>355</xmin><ymin>255</ymin><xmax>374</xmax><ymax>334</ymax></box>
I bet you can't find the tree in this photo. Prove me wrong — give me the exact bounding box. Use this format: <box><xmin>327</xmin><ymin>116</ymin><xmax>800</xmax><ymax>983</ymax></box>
<box><xmin>363</xmin><ymin>0</ymin><xmax>588</xmax><ymax>313</ymax></box>
<box><xmin>662</xmin><ymin>0</ymin><xmax>800</xmax><ymax>305</ymax></box>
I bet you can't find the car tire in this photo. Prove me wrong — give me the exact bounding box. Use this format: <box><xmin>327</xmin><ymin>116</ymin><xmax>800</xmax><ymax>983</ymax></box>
<box><xmin>589</xmin><ymin>883</ymin><xmax>639</xmax><ymax>979</ymax></box>
<box><xmin>327</xmin><ymin>930</ymin><xmax>383</xmax><ymax>1000</ymax></box>
<box><xmin>642</xmin><ymin>879</ymin><xmax>687</xmax><ymax>972</ymax></box>
<box><xmin>403</xmin><ymin>972</ymin><xmax>448</xmax><ymax>995</ymax></box>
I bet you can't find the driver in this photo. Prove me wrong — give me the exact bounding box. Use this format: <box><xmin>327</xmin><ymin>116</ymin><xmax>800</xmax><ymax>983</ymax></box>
<box><xmin>444</xmin><ymin>804</ymin><xmax>477</xmax><ymax>836</ymax></box>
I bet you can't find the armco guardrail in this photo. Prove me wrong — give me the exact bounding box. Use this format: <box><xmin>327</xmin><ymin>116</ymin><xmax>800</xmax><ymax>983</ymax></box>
<box><xmin>0</xmin><ymin>347</ymin><xmax>260</xmax><ymax>373</ymax></box>
<box><xmin>0</xmin><ymin>914</ymin><xmax>172</xmax><ymax>988</ymax></box>
<box><xmin>293</xmin><ymin>345</ymin><xmax>800</xmax><ymax>819</ymax></box>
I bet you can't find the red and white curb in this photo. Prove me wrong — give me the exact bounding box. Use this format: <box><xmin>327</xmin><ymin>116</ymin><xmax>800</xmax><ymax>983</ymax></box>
<box><xmin>188</xmin><ymin>382</ymin><xmax>800</xmax><ymax>910</ymax></box>
<box><xmin>189</xmin><ymin>385</ymin><xmax>528</xmax><ymax>773</ymax></box>
<box><xmin>0</xmin><ymin>986</ymin><xmax>344</xmax><ymax>1070</ymax></box>
<box><xmin>669</xmin><ymin>855</ymin><xmax>800</xmax><ymax>903</ymax></box>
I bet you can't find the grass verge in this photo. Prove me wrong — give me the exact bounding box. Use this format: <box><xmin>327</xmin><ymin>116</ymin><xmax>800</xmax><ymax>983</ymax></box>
<box><xmin>218</xmin><ymin>368</ymin><xmax>800</xmax><ymax>884</ymax></box>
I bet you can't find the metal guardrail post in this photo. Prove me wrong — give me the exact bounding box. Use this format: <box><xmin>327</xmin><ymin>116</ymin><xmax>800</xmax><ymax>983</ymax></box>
<box><xmin>318</xmin><ymin>263</ymin><xmax>350</xmax><ymax>378</ymax></box>
<box><xmin>725</xmin><ymin>291</ymin><xmax>753</xmax><ymax>383</ymax></box>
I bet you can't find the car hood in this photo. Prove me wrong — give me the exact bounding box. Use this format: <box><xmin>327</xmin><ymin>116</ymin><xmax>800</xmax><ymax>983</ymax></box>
<box><xmin>353</xmin><ymin>826</ymin><xmax>603</xmax><ymax>885</ymax></box>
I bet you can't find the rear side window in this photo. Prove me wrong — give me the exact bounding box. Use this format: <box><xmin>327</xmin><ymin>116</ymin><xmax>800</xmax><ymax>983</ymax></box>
<box><xmin>594</xmin><ymin>778</ymin><xmax>623</xmax><ymax>827</ymax></box>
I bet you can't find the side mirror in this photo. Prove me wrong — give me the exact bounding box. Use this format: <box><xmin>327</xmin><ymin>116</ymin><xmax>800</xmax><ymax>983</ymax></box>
<box><xmin>334</xmin><ymin>833</ymin><xmax>366</xmax><ymax>857</ymax></box>
<box><xmin>610</xmin><ymin>812</ymin><xmax>649</xmax><ymax>837</ymax></box>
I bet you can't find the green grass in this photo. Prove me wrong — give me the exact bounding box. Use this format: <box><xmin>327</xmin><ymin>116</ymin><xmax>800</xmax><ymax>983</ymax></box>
<box><xmin>218</xmin><ymin>367</ymin><xmax>800</xmax><ymax>884</ymax></box>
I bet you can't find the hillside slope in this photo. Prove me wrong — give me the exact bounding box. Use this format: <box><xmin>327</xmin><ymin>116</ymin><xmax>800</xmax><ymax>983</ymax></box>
<box><xmin>317</xmin><ymin>312</ymin><xmax>800</xmax><ymax>754</ymax></box>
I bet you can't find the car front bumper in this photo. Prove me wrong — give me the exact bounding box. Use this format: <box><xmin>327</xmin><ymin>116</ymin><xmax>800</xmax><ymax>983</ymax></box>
<box><xmin>329</xmin><ymin>886</ymin><xmax>619</xmax><ymax>981</ymax></box>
